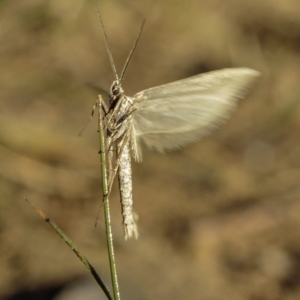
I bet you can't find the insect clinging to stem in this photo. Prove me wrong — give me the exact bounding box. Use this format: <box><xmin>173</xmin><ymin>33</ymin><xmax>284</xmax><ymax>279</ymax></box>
<box><xmin>95</xmin><ymin>13</ymin><xmax>260</xmax><ymax>240</ymax></box>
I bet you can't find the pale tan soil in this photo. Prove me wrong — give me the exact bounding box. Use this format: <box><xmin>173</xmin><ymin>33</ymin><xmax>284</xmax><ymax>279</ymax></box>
<box><xmin>1</xmin><ymin>1</ymin><xmax>300</xmax><ymax>299</ymax></box>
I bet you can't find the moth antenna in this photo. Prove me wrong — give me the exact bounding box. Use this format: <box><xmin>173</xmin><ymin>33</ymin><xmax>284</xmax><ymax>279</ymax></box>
<box><xmin>94</xmin><ymin>2</ymin><xmax>119</xmax><ymax>80</ymax></box>
<box><xmin>120</xmin><ymin>19</ymin><xmax>145</xmax><ymax>82</ymax></box>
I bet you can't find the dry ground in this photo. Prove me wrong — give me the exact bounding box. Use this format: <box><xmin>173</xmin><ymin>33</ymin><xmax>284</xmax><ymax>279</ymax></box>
<box><xmin>1</xmin><ymin>0</ymin><xmax>300</xmax><ymax>299</ymax></box>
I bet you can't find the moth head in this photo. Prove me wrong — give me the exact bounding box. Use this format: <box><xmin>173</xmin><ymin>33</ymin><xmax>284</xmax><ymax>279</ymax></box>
<box><xmin>109</xmin><ymin>80</ymin><xmax>124</xmax><ymax>102</ymax></box>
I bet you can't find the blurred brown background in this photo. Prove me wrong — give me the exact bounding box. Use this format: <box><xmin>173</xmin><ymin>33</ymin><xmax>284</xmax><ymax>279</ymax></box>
<box><xmin>1</xmin><ymin>0</ymin><xmax>300</xmax><ymax>299</ymax></box>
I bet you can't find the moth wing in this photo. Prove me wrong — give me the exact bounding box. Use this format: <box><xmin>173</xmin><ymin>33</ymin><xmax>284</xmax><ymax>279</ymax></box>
<box><xmin>131</xmin><ymin>68</ymin><xmax>260</xmax><ymax>161</ymax></box>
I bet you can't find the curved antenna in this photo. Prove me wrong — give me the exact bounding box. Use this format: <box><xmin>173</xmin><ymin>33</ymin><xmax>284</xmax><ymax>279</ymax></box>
<box><xmin>120</xmin><ymin>19</ymin><xmax>145</xmax><ymax>82</ymax></box>
<box><xmin>94</xmin><ymin>4</ymin><xmax>119</xmax><ymax>80</ymax></box>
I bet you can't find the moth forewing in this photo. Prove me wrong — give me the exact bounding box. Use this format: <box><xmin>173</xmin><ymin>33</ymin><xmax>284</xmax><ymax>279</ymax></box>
<box><xmin>132</xmin><ymin>68</ymin><xmax>260</xmax><ymax>156</ymax></box>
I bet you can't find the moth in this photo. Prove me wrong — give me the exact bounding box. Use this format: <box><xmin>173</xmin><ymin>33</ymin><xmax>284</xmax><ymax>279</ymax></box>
<box><xmin>97</xmin><ymin>17</ymin><xmax>260</xmax><ymax>239</ymax></box>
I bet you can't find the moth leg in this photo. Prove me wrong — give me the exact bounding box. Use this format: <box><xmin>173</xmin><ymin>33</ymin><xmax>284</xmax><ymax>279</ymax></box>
<box><xmin>96</xmin><ymin>97</ymin><xmax>118</xmax><ymax>187</ymax></box>
<box><xmin>106</xmin><ymin>97</ymin><xmax>123</xmax><ymax>127</ymax></box>
<box><xmin>107</xmin><ymin>136</ymin><xmax>115</xmax><ymax>187</ymax></box>
<box><xmin>94</xmin><ymin>95</ymin><xmax>111</xmax><ymax>227</ymax></box>
<box><xmin>106</xmin><ymin>107</ymin><xmax>136</xmax><ymax>142</ymax></box>
<box><xmin>97</xmin><ymin>95</ymin><xmax>109</xmax><ymax>115</ymax></box>
<box><xmin>106</xmin><ymin>96</ymin><xmax>136</xmax><ymax>131</ymax></box>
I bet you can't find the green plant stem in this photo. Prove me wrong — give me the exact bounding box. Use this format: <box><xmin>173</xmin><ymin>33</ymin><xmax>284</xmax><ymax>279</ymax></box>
<box><xmin>98</xmin><ymin>95</ymin><xmax>120</xmax><ymax>300</ymax></box>
<box><xmin>24</xmin><ymin>198</ymin><xmax>113</xmax><ymax>300</ymax></box>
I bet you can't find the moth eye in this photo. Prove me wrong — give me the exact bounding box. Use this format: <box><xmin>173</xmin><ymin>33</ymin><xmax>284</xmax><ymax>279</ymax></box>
<box><xmin>113</xmin><ymin>88</ymin><xmax>120</xmax><ymax>95</ymax></box>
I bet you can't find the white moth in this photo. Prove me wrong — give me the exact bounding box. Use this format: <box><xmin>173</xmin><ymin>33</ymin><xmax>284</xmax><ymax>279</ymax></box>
<box><xmin>98</xmin><ymin>17</ymin><xmax>260</xmax><ymax>239</ymax></box>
